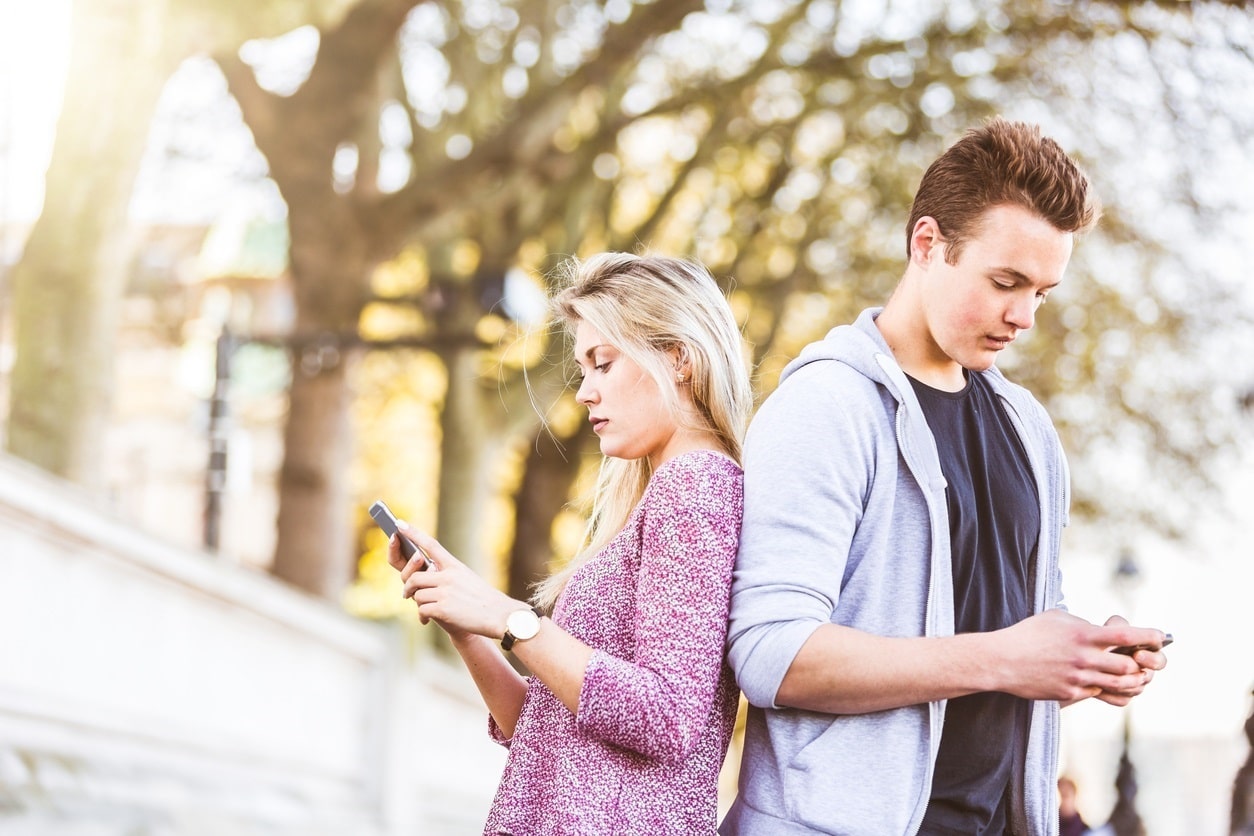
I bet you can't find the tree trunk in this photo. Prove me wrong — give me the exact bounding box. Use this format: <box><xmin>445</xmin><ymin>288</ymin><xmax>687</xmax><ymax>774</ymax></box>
<box><xmin>268</xmin><ymin>204</ymin><xmax>374</xmax><ymax>598</ymax></box>
<box><xmin>434</xmin><ymin>347</ymin><xmax>512</xmax><ymax>576</ymax></box>
<box><xmin>506</xmin><ymin>421</ymin><xmax>594</xmax><ymax>602</ymax></box>
<box><xmin>216</xmin><ymin>0</ymin><xmax>419</xmax><ymax>599</ymax></box>
<box><xmin>5</xmin><ymin>0</ymin><xmax>359</xmax><ymax>487</ymax></box>
<box><xmin>6</xmin><ymin>0</ymin><xmax>180</xmax><ymax>484</ymax></box>
<box><xmin>269</xmin><ymin>340</ymin><xmax>357</xmax><ymax>596</ymax></box>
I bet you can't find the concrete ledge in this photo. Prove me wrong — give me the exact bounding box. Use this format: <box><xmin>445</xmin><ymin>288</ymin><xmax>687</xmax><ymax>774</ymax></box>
<box><xmin>0</xmin><ymin>453</ymin><xmax>503</xmax><ymax>834</ymax></box>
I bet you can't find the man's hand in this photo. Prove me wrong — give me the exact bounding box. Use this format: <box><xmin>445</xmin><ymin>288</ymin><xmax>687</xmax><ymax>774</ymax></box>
<box><xmin>1087</xmin><ymin>614</ymin><xmax>1169</xmax><ymax>706</ymax></box>
<box><xmin>992</xmin><ymin>609</ymin><xmax>1168</xmax><ymax>705</ymax></box>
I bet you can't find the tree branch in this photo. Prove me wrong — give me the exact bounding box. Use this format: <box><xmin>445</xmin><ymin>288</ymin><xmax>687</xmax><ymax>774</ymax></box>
<box><xmin>382</xmin><ymin>0</ymin><xmax>706</xmax><ymax>221</ymax></box>
<box><xmin>215</xmin><ymin>51</ymin><xmax>282</xmax><ymax>152</ymax></box>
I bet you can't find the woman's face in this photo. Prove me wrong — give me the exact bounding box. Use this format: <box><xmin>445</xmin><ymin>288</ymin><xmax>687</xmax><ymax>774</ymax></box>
<box><xmin>572</xmin><ymin>321</ymin><xmax>683</xmax><ymax>468</ymax></box>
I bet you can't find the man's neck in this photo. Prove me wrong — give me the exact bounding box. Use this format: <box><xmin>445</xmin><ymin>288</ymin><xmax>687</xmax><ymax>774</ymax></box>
<box><xmin>874</xmin><ymin>299</ymin><xmax>966</xmax><ymax>392</ymax></box>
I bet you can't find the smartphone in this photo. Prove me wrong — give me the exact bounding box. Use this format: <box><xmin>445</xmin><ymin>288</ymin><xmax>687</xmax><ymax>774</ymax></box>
<box><xmin>368</xmin><ymin>499</ymin><xmax>430</xmax><ymax>569</ymax></box>
<box><xmin>1113</xmin><ymin>633</ymin><xmax>1173</xmax><ymax>656</ymax></box>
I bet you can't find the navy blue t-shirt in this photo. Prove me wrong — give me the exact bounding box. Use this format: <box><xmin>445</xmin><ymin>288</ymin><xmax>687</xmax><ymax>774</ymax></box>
<box><xmin>909</xmin><ymin>371</ymin><xmax>1040</xmax><ymax>835</ymax></box>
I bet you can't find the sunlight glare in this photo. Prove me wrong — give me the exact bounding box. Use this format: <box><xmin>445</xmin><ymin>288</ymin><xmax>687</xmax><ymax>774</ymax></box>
<box><xmin>0</xmin><ymin>0</ymin><xmax>71</xmax><ymax>222</ymax></box>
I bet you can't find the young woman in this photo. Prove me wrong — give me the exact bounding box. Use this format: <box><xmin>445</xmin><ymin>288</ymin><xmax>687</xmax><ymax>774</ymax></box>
<box><xmin>387</xmin><ymin>252</ymin><xmax>754</xmax><ymax>835</ymax></box>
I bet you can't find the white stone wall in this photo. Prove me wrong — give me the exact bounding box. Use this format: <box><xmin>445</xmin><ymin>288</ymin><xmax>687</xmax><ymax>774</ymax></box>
<box><xmin>0</xmin><ymin>454</ymin><xmax>505</xmax><ymax>835</ymax></box>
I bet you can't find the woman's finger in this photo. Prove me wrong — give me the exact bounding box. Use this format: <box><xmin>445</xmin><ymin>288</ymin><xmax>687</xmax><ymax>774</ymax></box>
<box><xmin>403</xmin><ymin>570</ymin><xmax>441</xmax><ymax>599</ymax></box>
<box><xmin>398</xmin><ymin>546</ymin><xmax>433</xmax><ymax>581</ymax></box>
<box><xmin>386</xmin><ymin>534</ymin><xmax>408</xmax><ymax>571</ymax></box>
<box><xmin>398</xmin><ymin>525</ymin><xmax>459</xmax><ymax>570</ymax></box>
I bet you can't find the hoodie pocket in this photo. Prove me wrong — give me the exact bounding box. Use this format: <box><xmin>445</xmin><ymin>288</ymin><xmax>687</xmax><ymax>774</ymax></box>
<box><xmin>783</xmin><ymin>708</ymin><xmax>931</xmax><ymax>835</ymax></box>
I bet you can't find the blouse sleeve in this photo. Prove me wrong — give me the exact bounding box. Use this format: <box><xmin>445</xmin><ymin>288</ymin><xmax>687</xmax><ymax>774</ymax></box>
<box><xmin>487</xmin><ymin>712</ymin><xmax>511</xmax><ymax>747</ymax></box>
<box><xmin>573</xmin><ymin>457</ymin><xmax>742</xmax><ymax>764</ymax></box>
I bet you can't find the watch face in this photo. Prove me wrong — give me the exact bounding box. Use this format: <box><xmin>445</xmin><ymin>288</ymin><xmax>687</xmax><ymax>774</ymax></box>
<box><xmin>506</xmin><ymin>608</ymin><xmax>541</xmax><ymax>642</ymax></box>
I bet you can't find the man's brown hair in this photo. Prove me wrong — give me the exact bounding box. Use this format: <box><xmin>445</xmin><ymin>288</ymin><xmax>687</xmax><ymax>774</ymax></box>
<box><xmin>906</xmin><ymin>118</ymin><xmax>1101</xmax><ymax>264</ymax></box>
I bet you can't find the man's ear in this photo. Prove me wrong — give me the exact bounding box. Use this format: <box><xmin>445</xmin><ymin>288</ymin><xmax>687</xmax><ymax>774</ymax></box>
<box><xmin>909</xmin><ymin>217</ymin><xmax>944</xmax><ymax>267</ymax></box>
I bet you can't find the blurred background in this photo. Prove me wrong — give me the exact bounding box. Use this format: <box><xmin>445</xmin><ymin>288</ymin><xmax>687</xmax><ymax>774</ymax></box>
<box><xmin>1</xmin><ymin>0</ymin><xmax>1252</xmax><ymax>834</ymax></box>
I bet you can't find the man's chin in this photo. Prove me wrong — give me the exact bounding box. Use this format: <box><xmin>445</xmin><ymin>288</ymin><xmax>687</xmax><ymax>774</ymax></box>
<box><xmin>962</xmin><ymin>357</ymin><xmax>998</xmax><ymax>373</ymax></box>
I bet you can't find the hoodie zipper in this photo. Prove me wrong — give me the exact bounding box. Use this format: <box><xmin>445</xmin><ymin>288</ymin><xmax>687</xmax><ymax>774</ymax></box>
<box><xmin>883</xmin><ymin>363</ymin><xmax>950</xmax><ymax>836</ymax></box>
<box><xmin>894</xmin><ymin>404</ymin><xmax>940</xmax><ymax>836</ymax></box>
<box><xmin>998</xmin><ymin>394</ymin><xmax>1064</xmax><ymax>836</ymax></box>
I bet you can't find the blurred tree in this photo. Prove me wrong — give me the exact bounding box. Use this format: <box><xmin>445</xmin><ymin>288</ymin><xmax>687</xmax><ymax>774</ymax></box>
<box><xmin>11</xmin><ymin>0</ymin><xmax>1248</xmax><ymax>602</ymax></box>
<box><xmin>5</xmin><ymin>0</ymin><xmax>356</xmax><ymax>486</ymax></box>
<box><xmin>219</xmin><ymin>0</ymin><xmax>713</xmax><ymax>596</ymax></box>
<box><xmin>214</xmin><ymin>0</ymin><xmax>1252</xmax><ymax>600</ymax></box>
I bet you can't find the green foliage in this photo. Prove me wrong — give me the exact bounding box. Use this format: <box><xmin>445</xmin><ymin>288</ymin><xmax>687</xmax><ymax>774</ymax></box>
<box><xmin>215</xmin><ymin>0</ymin><xmax>1253</xmax><ymax>593</ymax></box>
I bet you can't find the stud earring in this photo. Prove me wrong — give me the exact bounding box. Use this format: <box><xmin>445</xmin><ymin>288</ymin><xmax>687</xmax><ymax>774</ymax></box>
<box><xmin>676</xmin><ymin>372</ymin><xmax>687</xmax><ymax>384</ymax></box>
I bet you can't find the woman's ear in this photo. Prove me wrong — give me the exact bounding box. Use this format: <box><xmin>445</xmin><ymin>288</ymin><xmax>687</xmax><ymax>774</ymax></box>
<box><xmin>670</xmin><ymin>344</ymin><xmax>691</xmax><ymax>385</ymax></box>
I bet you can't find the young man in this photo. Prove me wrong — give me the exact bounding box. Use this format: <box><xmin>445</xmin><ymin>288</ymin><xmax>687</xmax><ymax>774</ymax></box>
<box><xmin>722</xmin><ymin>119</ymin><xmax>1169</xmax><ymax>836</ymax></box>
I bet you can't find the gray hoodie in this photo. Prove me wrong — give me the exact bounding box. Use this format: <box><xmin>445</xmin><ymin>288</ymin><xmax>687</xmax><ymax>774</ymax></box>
<box><xmin>722</xmin><ymin>308</ymin><xmax>1066</xmax><ymax>836</ymax></box>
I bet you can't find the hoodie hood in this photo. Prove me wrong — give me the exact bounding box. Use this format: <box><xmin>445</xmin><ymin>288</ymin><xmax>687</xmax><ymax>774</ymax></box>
<box><xmin>780</xmin><ymin>307</ymin><xmax>893</xmax><ymax>390</ymax></box>
<box><xmin>781</xmin><ymin>306</ymin><xmax>949</xmax><ymax>498</ymax></box>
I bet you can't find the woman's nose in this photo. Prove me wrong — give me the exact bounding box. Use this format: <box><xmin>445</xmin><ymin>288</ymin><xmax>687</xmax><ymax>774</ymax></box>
<box><xmin>576</xmin><ymin>377</ymin><xmax>595</xmax><ymax>404</ymax></box>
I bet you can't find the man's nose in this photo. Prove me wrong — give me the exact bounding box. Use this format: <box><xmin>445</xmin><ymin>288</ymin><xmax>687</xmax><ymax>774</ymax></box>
<box><xmin>1007</xmin><ymin>295</ymin><xmax>1036</xmax><ymax>330</ymax></box>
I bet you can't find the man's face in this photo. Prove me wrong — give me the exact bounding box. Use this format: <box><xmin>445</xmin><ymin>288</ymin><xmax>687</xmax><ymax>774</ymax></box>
<box><xmin>922</xmin><ymin>203</ymin><xmax>1074</xmax><ymax>373</ymax></box>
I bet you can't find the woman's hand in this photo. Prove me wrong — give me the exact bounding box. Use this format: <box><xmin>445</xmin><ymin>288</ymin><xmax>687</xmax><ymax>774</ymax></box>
<box><xmin>386</xmin><ymin>523</ymin><xmax>526</xmax><ymax>640</ymax></box>
<box><xmin>385</xmin><ymin>524</ymin><xmax>534</xmax><ymax>736</ymax></box>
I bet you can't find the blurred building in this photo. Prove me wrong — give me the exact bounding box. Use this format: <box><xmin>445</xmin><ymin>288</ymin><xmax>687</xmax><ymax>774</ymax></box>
<box><xmin>0</xmin><ymin>215</ymin><xmax>296</xmax><ymax>569</ymax></box>
<box><xmin>108</xmin><ymin>213</ymin><xmax>293</xmax><ymax>569</ymax></box>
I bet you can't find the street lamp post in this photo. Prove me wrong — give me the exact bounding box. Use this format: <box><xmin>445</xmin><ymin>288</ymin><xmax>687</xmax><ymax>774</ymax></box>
<box><xmin>1108</xmin><ymin>717</ymin><xmax>1146</xmax><ymax>836</ymax></box>
<box><xmin>1108</xmin><ymin>549</ymin><xmax>1147</xmax><ymax>836</ymax></box>
<box><xmin>1233</xmin><ymin>690</ymin><xmax>1254</xmax><ymax>835</ymax></box>
<box><xmin>203</xmin><ymin>325</ymin><xmax>233</xmax><ymax>551</ymax></box>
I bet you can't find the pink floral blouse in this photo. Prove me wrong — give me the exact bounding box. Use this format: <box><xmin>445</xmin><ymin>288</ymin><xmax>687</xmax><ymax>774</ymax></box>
<box><xmin>483</xmin><ymin>450</ymin><xmax>743</xmax><ymax>835</ymax></box>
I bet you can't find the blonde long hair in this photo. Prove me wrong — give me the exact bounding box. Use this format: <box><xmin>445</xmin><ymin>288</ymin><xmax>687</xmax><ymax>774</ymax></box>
<box><xmin>531</xmin><ymin>253</ymin><xmax>753</xmax><ymax>609</ymax></box>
